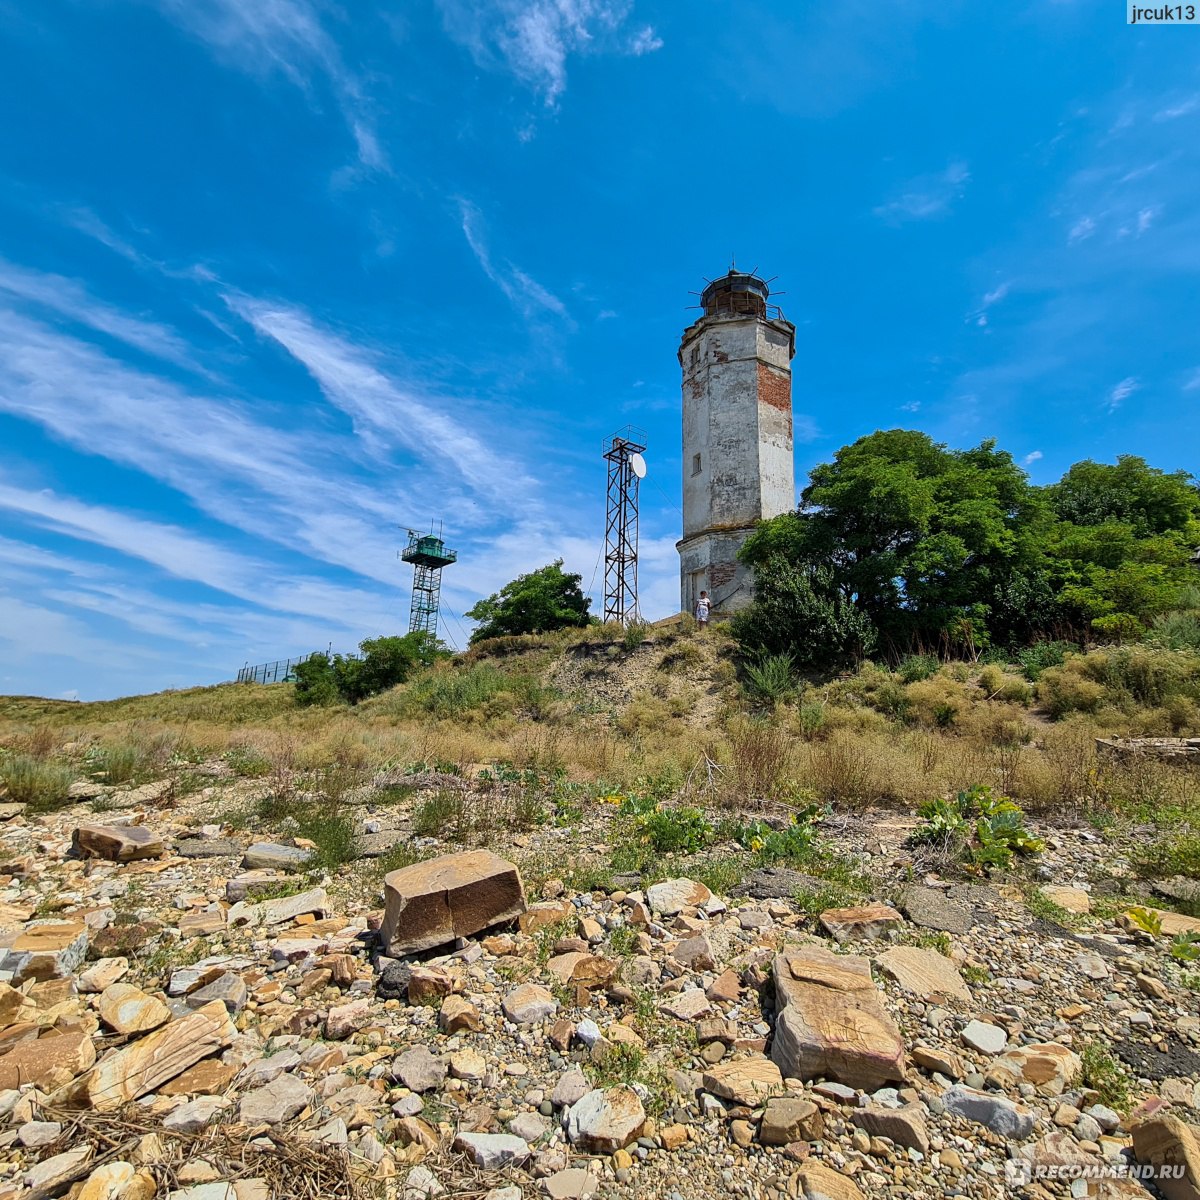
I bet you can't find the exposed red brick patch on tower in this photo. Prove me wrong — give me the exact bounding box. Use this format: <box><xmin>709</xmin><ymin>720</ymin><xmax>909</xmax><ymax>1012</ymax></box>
<box><xmin>757</xmin><ymin>362</ymin><xmax>791</xmax><ymax>412</ymax></box>
<box><xmin>710</xmin><ymin>561</ymin><xmax>737</xmax><ymax>587</ymax></box>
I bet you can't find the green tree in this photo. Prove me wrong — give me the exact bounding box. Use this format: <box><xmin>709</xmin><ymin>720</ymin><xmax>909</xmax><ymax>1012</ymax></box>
<box><xmin>740</xmin><ymin>430</ymin><xmax>1048</xmax><ymax>657</ymax></box>
<box><xmin>466</xmin><ymin>560</ymin><xmax>592</xmax><ymax>643</ymax></box>
<box><xmin>293</xmin><ymin>631</ymin><xmax>444</xmax><ymax>706</ymax></box>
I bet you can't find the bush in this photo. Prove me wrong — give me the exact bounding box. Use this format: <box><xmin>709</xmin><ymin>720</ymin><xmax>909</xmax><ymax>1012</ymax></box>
<box><xmin>1017</xmin><ymin>641</ymin><xmax>1073</xmax><ymax>681</ymax></box>
<box><xmin>897</xmin><ymin>654</ymin><xmax>940</xmax><ymax>683</ymax></box>
<box><xmin>466</xmin><ymin>560</ymin><xmax>592</xmax><ymax>643</ymax></box>
<box><xmin>726</xmin><ymin>716</ymin><xmax>792</xmax><ymax>801</ymax></box>
<box><xmin>0</xmin><ymin>754</ymin><xmax>75</xmax><ymax>812</ymax></box>
<box><xmin>295</xmin><ymin>633</ymin><xmax>442</xmax><ymax>707</ymax></box>
<box><xmin>1149</xmin><ymin>609</ymin><xmax>1200</xmax><ymax>653</ymax></box>
<box><xmin>742</xmin><ymin>653</ymin><xmax>797</xmax><ymax>707</ymax></box>
<box><xmin>1037</xmin><ymin>663</ymin><xmax>1106</xmax><ymax>718</ymax></box>
<box><xmin>908</xmin><ymin>785</ymin><xmax>1043</xmax><ymax>872</ymax></box>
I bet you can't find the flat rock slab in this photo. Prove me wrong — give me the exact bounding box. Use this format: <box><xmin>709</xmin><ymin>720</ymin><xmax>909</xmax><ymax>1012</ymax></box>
<box><xmin>901</xmin><ymin>886</ymin><xmax>973</xmax><ymax>934</ymax></box>
<box><xmin>962</xmin><ymin>1019</ymin><xmax>1008</xmax><ymax>1055</ymax></box>
<box><xmin>382</xmin><ymin>850</ymin><xmax>526</xmax><ymax>955</ymax></box>
<box><xmin>646</xmin><ymin>878</ymin><xmax>712</xmax><ymax>916</ymax></box>
<box><xmin>242</xmin><ymin>843</ymin><xmax>313</xmax><ymax>871</ymax></box>
<box><xmin>566</xmin><ymin>1086</ymin><xmax>646</xmax><ymax>1153</ymax></box>
<box><xmin>453</xmin><ymin>1131</ymin><xmax>531</xmax><ymax>1169</ymax></box>
<box><xmin>1131</xmin><ymin>1115</ymin><xmax>1200</xmax><ymax>1200</ymax></box>
<box><xmin>0</xmin><ymin>1027</ymin><xmax>96</xmax><ymax>1091</ymax></box>
<box><xmin>732</xmin><ymin>868</ymin><xmax>824</xmax><ymax>900</ymax></box>
<box><xmin>98</xmin><ymin>982</ymin><xmax>171</xmax><ymax>1034</ymax></box>
<box><xmin>1039</xmin><ymin>885</ymin><xmax>1091</xmax><ymax>914</ymax></box>
<box><xmin>5</xmin><ymin>919</ymin><xmax>89</xmax><ymax>982</ymax></box>
<box><xmin>175</xmin><ymin>838</ymin><xmax>241</xmax><ymax>858</ymax></box>
<box><xmin>87</xmin><ymin>1000</ymin><xmax>236</xmax><ymax>1112</ymax></box>
<box><xmin>875</xmin><ymin>946</ymin><xmax>972</xmax><ymax>1004</ymax></box>
<box><xmin>943</xmin><ymin>1084</ymin><xmax>1034</xmax><ymax>1139</ymax></box>
<box><xmin>989</xmin><ymin>1043</ymin><xmax>1081</xmax><ymax>1095</ymax></box>
<box><xmin>73</xmin><ymin>823</ymin><xmax>165</xmax><ymax>862</ymax></box>
<box><xmin>820</xmin><ymin>903</ymin><xmax>903</xmax><ymax>943</ymax></box>
<box><xmin>770</xmin><ymin>946</ymin><xmax>906</xmax><ymax>1091</ymax></box>
<box><xmin>702</xmin><ymin>1055</ymin><xmax>783</xmax><ymax>1105</ymax></box>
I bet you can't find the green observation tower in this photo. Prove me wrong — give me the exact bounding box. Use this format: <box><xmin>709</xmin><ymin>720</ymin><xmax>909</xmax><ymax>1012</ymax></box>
<box><xmin>401</xmin><ymin>527</ymin><xmax>457</xmax><ymax>636</ymax></box>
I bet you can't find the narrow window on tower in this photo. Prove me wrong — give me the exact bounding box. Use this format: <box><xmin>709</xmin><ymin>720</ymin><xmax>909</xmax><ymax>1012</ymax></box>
<box><xmin>692</xmin><ymin>453</ymin><xmax>702</xmax><ymax>476</ymax></box>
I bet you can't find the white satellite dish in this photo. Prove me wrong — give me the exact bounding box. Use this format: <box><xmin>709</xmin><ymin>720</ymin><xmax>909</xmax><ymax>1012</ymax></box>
<box><xmin>629</xmin><ymin>452</ymin><xmax>647</xmax><ymax>479</ymax></box>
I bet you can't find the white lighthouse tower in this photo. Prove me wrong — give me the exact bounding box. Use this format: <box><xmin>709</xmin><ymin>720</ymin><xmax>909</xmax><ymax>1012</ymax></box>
<box><xmin>677</xmin><ymin>268</ymin><xmax>797</xmax><ymax>615</ymax></box>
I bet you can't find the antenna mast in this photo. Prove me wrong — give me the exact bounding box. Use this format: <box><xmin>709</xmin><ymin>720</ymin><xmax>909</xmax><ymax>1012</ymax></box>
<box><xmin>603</xmin><ymin>427</ymin><xmax>646</xmax><ymax>625</ymax></box>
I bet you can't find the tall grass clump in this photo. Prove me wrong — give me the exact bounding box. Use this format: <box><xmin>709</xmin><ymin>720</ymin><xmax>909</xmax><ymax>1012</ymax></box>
<box><xmin>0</xmin><ymin>754</ymin><xmax>75</xmax><ymax>812</ymax></box>
<box><xmin>725</xmin><ymin>715</ymin><xmax>792</xmax><ymax>802</ymax></box>
<box><xmin>742</xmin><ymin>652</ymin><xmax>797</xmax><ymax>708</ymax></box>
<box><xmin>402</xmin><ymin>664</ymin><xmax>510</xmax><ymax>718</ymax></box>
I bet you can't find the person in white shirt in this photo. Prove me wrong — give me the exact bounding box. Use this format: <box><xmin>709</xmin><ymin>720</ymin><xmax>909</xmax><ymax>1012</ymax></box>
<box><xmin>694</xmin><ymin>590</ymin><xmax>711</xmax><ymax>630</ymax></box>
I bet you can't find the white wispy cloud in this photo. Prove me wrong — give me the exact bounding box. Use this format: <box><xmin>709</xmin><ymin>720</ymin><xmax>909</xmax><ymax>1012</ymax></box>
<box><xmin>0</xmin><ymin>258</ymin><xmax>203</xmax><ymax>372</ymax></box>
<box><xmin>436</xmin><ymin>0</ymin><xmax>662</xmax><ymax>107</ymax></box>
<box><xmin>1183</xmin><ymin>368</ymin><xmax>1200</xmax><ymax>391</ymax></box>
<box><xmin>1023</xmin><ymin>450</ymin><xmax>1043</xmax><ymax>465</ymax></box>
<box><xmin>456</xmin><ymin>199</ymin><xmax>571</xmax><ymax>325</ymax></box>
<box><xmin>1068</xmin><ymin>215</ymin><xmax>1096</xmax><ymax>243</ymax></box>
<box><xmin>151</xmin><ymin>0</ymin><xmax>385</xmax><ymax>170</ymax></box>
<box><xmin>874</xmin><ymin>162</ymin><xmax>970</xmax><ymax>224</ymax></box>
<box><xmin>969</xmin><ymin>280</ymin><xmax>1012</xmax><ymax>327</ymax></box>
<box><xmin>1155</xmin><ymin>94</ymin><xmax>1199</xmax><ymax>121</ymax></box>
<box><xmin>1107</xmin><ymin>376</ymin><xmax>1139</xmax><ymax>411</ymax></box>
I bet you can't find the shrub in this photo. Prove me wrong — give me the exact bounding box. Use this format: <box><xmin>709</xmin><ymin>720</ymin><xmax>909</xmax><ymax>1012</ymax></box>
<box><xmin>295</xmin><ymin>633</ymin><xmax>441</xmax><ymax>707</ymax></box>
<box><xmin>804</xmin><ymin>733</ymin><xmax>879</xmax><ymax>807</ymax></box>
<box><xmin>1149</xmin><ymin>609</ymin><xmax>1200</xmax><ymax>653</ymax></box>
<box><xmin>622</xmin><ymin>622</ymin><xmax>651</xmax><ymax>651</ymax></box>
<box><xmin>1037</xmin><ymin>663</ymin><xmax>1106</xmax><ymax>718</ymax></box>
<box><xmin>897</xmin><ymin>654</ymin><xmax>940</xmax><ymax>683</ymax></box>
<box><xmin>633</xmin><ymin>806</ymin><xmax>715</xmax><ymax>854</ymax></box>
<box><xmin>908</xmin><ymin>785</ymin><xmax>1043</xmax><ymax>872</ymax></box>
<box><xmin>725</xmin><ymin>716</ymin><xmax>792</xmax><ymax>802</ymax></box>
<box><xmin>1017</xmin><ymin>641</ymin><xmax>1073</xmax><ymax>681</ymax></box>
<box><xmin>742</xmin><ymin>653</ymin><xmax>797</xmax><ymax>707</ymax></box>
<box><xmin>0</xmin><ymin>754</ymin><xmax>75</xmax><ymax>812</ymax></box>
<box><xmin>413</xmin><ymin>790</ymin><xmax>464</xmax><ymax>838</ymax></box>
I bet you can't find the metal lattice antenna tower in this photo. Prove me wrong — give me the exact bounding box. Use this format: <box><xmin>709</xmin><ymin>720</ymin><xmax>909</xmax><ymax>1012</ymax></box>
<box><xmin>603</xmin><ymin>428</ymin><xmax>647</xmax><ymax>625</ymax></box>
<box><xmin>400</xmin><ymin>525</ymin><xmax>457</xmax><ymax>636</ymax></box>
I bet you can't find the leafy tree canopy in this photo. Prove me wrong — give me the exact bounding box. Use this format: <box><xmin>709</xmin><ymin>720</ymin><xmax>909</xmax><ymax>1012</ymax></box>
<box><xmin>465</xmin><ymin>560</ymin><xmax>592</xmax><ymax>644</ymax></box>
<box><xmin>293</xmin><ymin>631</ymin><xmax>444</xmax><ymax>706</ymax></box>
<box><xmin>737</xmin><ymin>431</ymin><xmax>1199</xmax><ymax>669</ymax></box>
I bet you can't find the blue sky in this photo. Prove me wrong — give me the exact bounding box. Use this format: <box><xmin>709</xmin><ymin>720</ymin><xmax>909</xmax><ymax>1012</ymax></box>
<box><xmin>1</xmin><ymin>1</ymin><xmax>1197</xmax><ymax>700</ymax></box>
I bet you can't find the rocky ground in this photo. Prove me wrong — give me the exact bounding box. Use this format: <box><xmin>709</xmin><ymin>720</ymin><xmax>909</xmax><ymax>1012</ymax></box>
<box><xmin>2</xmin><ymin>764</ymin><xmax>1200</xmax><ymax>1200</ymax></box>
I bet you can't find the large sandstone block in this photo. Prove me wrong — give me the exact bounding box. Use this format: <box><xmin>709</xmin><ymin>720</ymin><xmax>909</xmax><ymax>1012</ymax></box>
<box><xmin>72</xmin><ymin>824</ymin><xmax>165</xmax><ymax>862</ymax></box>
<box><xmin>87</xmin><ymin>1000</ymin><xmax>236</xmax><ymax>1112</ymax></box>
<box><xmin>381</xmin><ymin>850</ymin><xmax>526</xmax><ymax>956</ymax></box>
<box><xmin>770</xmin><ymin>946</ymin><xmax>906</xmax><ymax>1091</ymax></box>
<box><xmin>0</xmin><ymin>1027</ymin><xmax>96</xmax><ymax>1091</ymax></box>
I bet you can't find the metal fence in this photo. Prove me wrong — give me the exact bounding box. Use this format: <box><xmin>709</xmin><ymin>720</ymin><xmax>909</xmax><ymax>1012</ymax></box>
<box><xmin>236</xmin><ymin>658</ymin><xmax>301</xmax><ymax>684</ymax></box>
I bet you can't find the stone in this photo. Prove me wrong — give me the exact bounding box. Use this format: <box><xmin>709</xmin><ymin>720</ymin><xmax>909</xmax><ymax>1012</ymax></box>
<box><xmin>1131</xmin><ymin>1115</ymin><xmax>1200</xmax><ymax>1200</ymax></box>
<box><xmin>502</xmin><ymin>983</ymin><xmax>557</xmax><ymax>1025</ymax></box>
<box><xmin>447</xmin><ymin>1047</ymin><xmax>486</xmax><ymax>1082</ymax></box>
<box><xmin>543</xmin><ymin>1168</ymin><xmax>598</xmax><ymax>1199</ymax></box>
<box><xmin>257</xmin><ymin>887</ymin><xmax>331</xmax><ymax>927</ymax></box>
<box><xmin>78</xmin><ymin>957</ymin><xmax>130</xmax><ymax>993</ymax></box>
<box><xmin>393</xmin><ymin>1045</ymin><xmax>447</xmax><ymax>1093</ymax></box>
<box><xmin>0</xmin><ymin>1027</ymin><xmax>96</xmax><ymax>1091</ymax></box>
<box><xmin>1074</xmin><ymin>952</ymin><xmax>1111</xmax><ymax>980</ymax></box>
<box><xmin>911</xmin><ymin>1044</ymin><xmax>967</xmax><ymax>1080</ymax></box>
<box><xmin>702</xmin><ymin>1055</ymin><xmax>783</xmax><ymax>1105</ymax></box>
<box><xmin>77</xmin><ymin>1162</ymin><xmax>138</xmax><ymax>1200</ymax></box>
<box><xmin>732</xmin><ymin>867</ymin><xmax>824</xmax><ymax>900</ymax></box>
<box><xmin>87</xmin><ymin>1000</ymin><xmax>237</xmax><ymax>1112</ymax></box>
<box><xmin>850</xmin><ymin>1103</ymin><xmax>930</xmax><ymax>1153</ymax></box>
<box><xmin>73</xmin><ymin>823</ymin><xmax>165</xmax><ymax>861</ymax></box>
<box><xmin>242</xmin><ymin>842</ymin><xmax>313</xmax><ymax>870</ymax></box>
<box><xmin>439</xmin><ymin>994</ymin><xmax>482</xmax><ymax>1033</ymax></box>
<box><xmin>875</xmin><ymin>946</ymin><xmax>972</xmax><ymax>1004</ymax></box>
<box><xmin>5</xmin><ymin>919</ymin><xmax>89</xmax><ymax>981</ymax></box>
<box><xmin>1040</xmin><ymin>885</ymin><xmax>1091</xmax><ymax>914</ymax></box>
<box><xmin>988</xmin><ymin>1043</ymin><xmax>1082</xmax><ymax>1096</ymax></box>
<box><xmin>325</xmin><ymin>998</ymin><xmax>371</xmax><ymax>1040</ymax></box>
<box><xmin>382</xmin><ymin>850</ymin><xmax>526</xmax><ymax>955</ymax></box>
<box><xmin>552</xmin><ymin>1068</ymin><xmax>591</xmax><ymax>1108</ymax></box>
<box><xmin>0</xmin><ymin>980</ymin><xmax>36</xmax><ymax>1027</ymax></box>
<box><xmin>943</xmin><ymin>1085</ymin><xmax>1035</xmax><ymax>1139</ymax></box>
<box><xmin>407</xmin><ymin>965</ymin><xmax>454</xmax><ymax>1004</ymax></box>
<box><xmin>961</xmin><ymin>1019</ymin><xmax>1008</xmax><ymax>1056</ymax></box>
<box><xmin>175</xmin><ymin>837</ymin><xmax>240</xmax><ymax>858</ymax></box>
<box><xmin>239</xmin><ymin>1072</ymin><xmax>313</xmax><ymax>1125</ymax></box>
<box><xmin>187</xmin><ymin>973</ymin><xmax>248</xmax><ymax>1015</ymax></box>
<box><xmin>900</xmin><ymin>886</ymin><xmax>973</xmax><ymax>934</ymax></box>
<box><xmin>163</xmin><ymin>1096</ymin><xmax>229</xmax><ymax>1134</ymax></box>
<box><xmin>660</xmin><ymin>987</ymin><xmax>712</xmax><ymax>1021</ymax></box>
<box><xmin>18</xmin><ymin>1120</ymin><xmax>63</xmax><ymax>1147</ymax></box>
<box><xmin>770</xmin><ymin>946</ymin><xmax>906</xmax><ymax>1090</ymax></box>
<box><xmin>98</xmin><ymin>982</ymin><xmax>171</xmax><ymax>1034</ymax></box>
<box><xmin>646</xmin><ymin>878</ymin><xmax>711</xmax><ymax>916</ymax></box>
<box><xmin>519</xmin><ymin>901</ymin><xmax>573</xmax><ymax>933</ymax></box>
<box><xmin>819</xmin><ymin>903</ymin><xmax>903</xmax><ymax>943</ymax></box>
<box><xmin>672</xmin><ymin>934</ymin><xmax>716</xmax><ymax>969</ymax></box>
<box><xmin>453</xmin><ymin>1132</ymin><xmax>531</xmax><ymax>1169</ymax></box>
<box><xmin>160</xmin><ymin>1059</ymin><xmax>238</xmax><ymax>1096</ymax></box>
<box><xmin>24</xmin><ymin>1147</ymin><xmax>93</xmax><ymax>1194</ymax></box>
<box><xmin>792</xmin><ymin>1163</ymin><xmax>865</xmax><ymax>1200</ymax></box>
<box><xmin>566</xmin><ymin>1086</ymin><xmax>646</xmax><ymax>1153</ymax></box>
<box><xmin>759</xmin><ymin>1097</ymin><xmax>825</xmax><ymax>1145</ymax></box>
